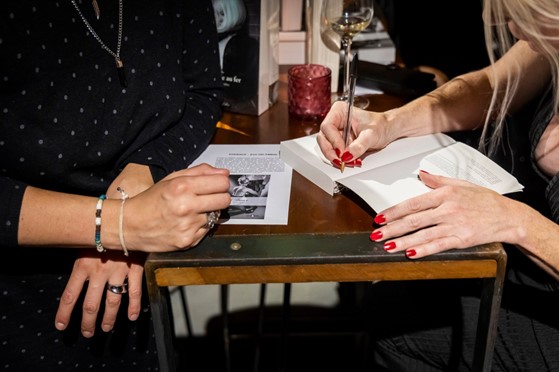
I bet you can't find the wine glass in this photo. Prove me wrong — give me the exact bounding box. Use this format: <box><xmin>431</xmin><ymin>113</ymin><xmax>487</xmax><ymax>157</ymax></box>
<box><xmin>322</xmin><ymin>0</ymin><xmax>374</xmax><ymax>108</ymax></box>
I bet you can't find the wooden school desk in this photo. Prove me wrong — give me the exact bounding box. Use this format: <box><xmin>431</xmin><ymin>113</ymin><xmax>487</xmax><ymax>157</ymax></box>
<box><xmin>145</xmin><ymin>69</ymin><xmax>507</xmax><ymax>372</ymax></box>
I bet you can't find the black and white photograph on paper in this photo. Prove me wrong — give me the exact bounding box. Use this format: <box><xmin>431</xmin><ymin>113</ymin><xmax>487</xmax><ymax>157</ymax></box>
<box><xmin>225</xmin><ymin>174</ymin><xmax>271</xmax><ymax>220</ymax></box>
<box><xmin>191</xmin><ymin>144</ymin><xmax>292</xmax><ymax>225</ymax></box>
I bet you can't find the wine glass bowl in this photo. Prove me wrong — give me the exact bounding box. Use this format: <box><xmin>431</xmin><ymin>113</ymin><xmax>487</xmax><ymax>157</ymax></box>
<box><xmin>322</xmin><ymin>0</ymin><xmax>374</xmax><ymax>107</ymax></box>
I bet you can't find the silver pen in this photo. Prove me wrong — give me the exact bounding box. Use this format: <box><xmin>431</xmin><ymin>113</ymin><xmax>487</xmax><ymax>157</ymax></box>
<box><xmin>340</xmin><ymin>74</ymin><xmax>357</xmax><ymax>173</ymax></box>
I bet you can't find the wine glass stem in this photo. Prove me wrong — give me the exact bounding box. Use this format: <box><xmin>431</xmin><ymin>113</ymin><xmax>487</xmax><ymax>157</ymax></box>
<box><xmin>341</xmin><ymin>37</ymin><xmax>353</xmax><ymax>100</ymax></box>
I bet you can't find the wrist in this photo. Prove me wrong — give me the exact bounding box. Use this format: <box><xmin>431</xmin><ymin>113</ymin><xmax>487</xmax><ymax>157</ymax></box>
<box><xmin>98</xmin><ymin>198</ymin><xmax>122</xmax><ymax>251</ymax></box>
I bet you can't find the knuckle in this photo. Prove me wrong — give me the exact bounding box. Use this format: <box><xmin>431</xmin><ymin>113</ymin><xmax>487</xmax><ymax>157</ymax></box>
<box><xmin>418</xmin><ymin>228</ymin><xmax>433</xmax><ymax>243</ymax></box>
<box><xmin>127</xmin><ymin>287</ymin><xmax>142</xmax><ymax>300</ymax></box>
<box><xmin>60</xmin><ymin>289</ymin><xmax>77</xmax><ymax>305</ymax></box>
<box><xmin>82</xmin><ymin>301</ymin><xmax>99</xmax><ymax>315</ymax></box>
<box><xmin>405</xmin><ymin>198</ymin><xmax>423</xmax><ymax>213</ymax></box>
<box><xmin>105</xmin><ymin>296</ymin><xmax>122</xmax><ymax>307</ymax></box>
<box><xmin>405</xmin><ymin>214</ymin><xmax>422</xmax><ymax>230</ymax></box>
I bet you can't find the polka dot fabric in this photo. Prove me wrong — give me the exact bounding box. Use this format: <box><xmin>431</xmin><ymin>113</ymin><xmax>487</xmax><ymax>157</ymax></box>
<box><xmin>0</xmin><ymin>0</ymin><xmax>223</xmax><ymax>245</ymax></box>
<box><xmin>0</xmin><ymin>0</ymin><xmax>222</xmax><ymax>369</ymax></box>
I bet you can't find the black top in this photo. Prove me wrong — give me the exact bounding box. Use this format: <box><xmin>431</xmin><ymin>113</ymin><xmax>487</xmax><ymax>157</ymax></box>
<box><xmin>0</xmin><ymin>0</ymin><xmax>223</xmax><ymax>248</ymax></box>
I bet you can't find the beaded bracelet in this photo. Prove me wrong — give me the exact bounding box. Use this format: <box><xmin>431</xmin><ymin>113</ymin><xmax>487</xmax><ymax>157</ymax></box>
<box><xmin>117</xmin><ymin>187</ymin><xmax>130</xmax><ymax>256</ymax></box>
<box><xmin>95</xmin><ymin>194</ymin><xmax>107</xmax><ymax>253</ymax></box>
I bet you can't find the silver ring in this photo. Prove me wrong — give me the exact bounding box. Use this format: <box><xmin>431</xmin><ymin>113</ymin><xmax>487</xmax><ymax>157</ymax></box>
<box><xmin>106</xmin><ymin>282</ymin><xmax>128</xmax><ymax>294</ymax></box>
<box><xmin>203</xmin><ymin>210</ymin><xmax>220</xmax><ymax>229</ymax></box>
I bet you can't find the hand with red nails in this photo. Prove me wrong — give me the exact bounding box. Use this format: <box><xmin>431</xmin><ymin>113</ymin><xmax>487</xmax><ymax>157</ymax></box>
<box><xmin>317</xmin><ymin>100</ymin><xmax>396</xmax><ymax>169</ymax></box>
<box><xmin>369</xmin><ymin>171</ymin><xmax>532</xmax><ymax>260</ymax></box>
<box><xmin>316</xmin><ymin>41</ymin><xmax>559</xmax><ymax>282</ymax></box>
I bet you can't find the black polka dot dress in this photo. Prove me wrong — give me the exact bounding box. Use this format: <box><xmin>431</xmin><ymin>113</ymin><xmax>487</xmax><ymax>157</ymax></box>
<box><xmin>0</xmin><ymin>0</ymin><xmax>223</xmax><ymax>369</ymax></box>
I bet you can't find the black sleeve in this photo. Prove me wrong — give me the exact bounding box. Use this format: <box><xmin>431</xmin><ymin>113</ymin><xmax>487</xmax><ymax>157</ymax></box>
<box><xmin>0</xmin><ymin>177</ymin><xmax>27</xmax><ymax>248</ymax></box>
<box><xmin>125</xmin><ymin>0</ymin><xmax>224</xmax><ymax>182</ymax></box>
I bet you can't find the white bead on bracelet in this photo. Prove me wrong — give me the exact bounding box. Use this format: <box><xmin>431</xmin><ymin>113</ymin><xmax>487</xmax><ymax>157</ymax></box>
<box><xmin>117</xmin><ymin>187</ymin><xmax>129</xmax><ymax>256</ymax></box>
<box><xmin>95</xmin><ymin>194</ymin><xmax>106</xmax><ymax>253</ymax></box>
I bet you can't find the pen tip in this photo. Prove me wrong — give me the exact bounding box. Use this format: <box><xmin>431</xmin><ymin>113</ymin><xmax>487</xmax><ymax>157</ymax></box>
<box><xmin>340</xmin><ymin>162</ymin><xmax>345</xmax><ymax>173</ymax></box>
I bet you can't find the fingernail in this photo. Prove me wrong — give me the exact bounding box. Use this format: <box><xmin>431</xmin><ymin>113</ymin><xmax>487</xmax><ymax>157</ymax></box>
<box><xmin>370</xmin><ymin>231</ymin><xmax>383</xmax><ymax>241</ymax></box>
<box><xmin>355</xmin><ymin>158</ymin><xmax>362</xmax><ymax>167</ymax></box>
<box><xmin>419</xmin><ymin>170</ymin><xmax>429</xmax><ymax>174</ymax></box>
<box><xmin>55</xmin><ymin>322</ymin><xmax>66</xmax><ymax>330</ymax></box>
<box><xmin>341</xmin><ymin>151</ymin><xmax>353</xmax><ymax>162</ymax></box>
<box><xmin>332</xmin><ymin>159</ymin><xmax>342</xmax><ymax>168</ymax></box>
<box><xmin>335</xmin><ymin>148</ymin><xmax>341</xmax><ymax>157</ymax></box>
<box><xmin>374</xmin><ymin>214</ymin><xmax>386</xmax><ymax>224</ymax></box>
<box><xmin>102</xmin><ymin>324</ymin><xmax>113</xmax><ymax>332</ymax></box>
<box><xmin>405</xmin><ymin>249</ymin><xmax>416</xmax><ymax>258</ymax></box>
<box><xmin>344</xmin><ymin>160</ymin><xmax>357</xmax><ymax>168</ymax></box>
<box><xmin>384</xmin><ymin>241</ymin><xmax>396</xmax><ymax>251</ymax></box>
<box><xmin>82</xmin><ymin>330</ymin><xmax>94</xmax><ymax>338</ymax></box>
<box><xmin>130</xmin><ymin>313</ymin><xmax>139</xmax><ymax>321</ymax></box>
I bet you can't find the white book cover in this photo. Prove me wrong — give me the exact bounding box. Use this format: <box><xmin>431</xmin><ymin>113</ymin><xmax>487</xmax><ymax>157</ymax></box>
<box><xmin>280</xmin><ymin>133</ymin><xmax>523</xmax><ymax>211</ymax></box>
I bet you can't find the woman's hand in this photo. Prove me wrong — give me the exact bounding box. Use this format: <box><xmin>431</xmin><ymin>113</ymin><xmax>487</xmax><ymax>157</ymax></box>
<box><xmin>317</xmin><ymin>101</ymin><xmax>394</xmax><ymax>168</ymax></box>
<box><xmin>55</xmin><ymin>164</ymin><xmax>154</xmax><ymax>337</ymax></box>
<box><xmin>370</xmin><ymin>171</ymin><xmax>524</xmax><ymax>259</ymax></box>
<box><xmin>123</xmin><ymin>163</ymin><xmax>231</xmax><ymax>252</ymax></box>
<box><xmin>55</xmin><ymin>163</ymin><xmax>231</xmax><ymax>336</ymax></box>
<box><xmin>55</xmin><ymin>251</ymin><xmax>145</xmax><ymax>337</ymax></box>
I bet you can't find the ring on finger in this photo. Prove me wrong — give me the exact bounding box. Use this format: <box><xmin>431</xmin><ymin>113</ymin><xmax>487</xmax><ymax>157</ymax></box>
<box><xmin>203</xmin><ymin>210</ymin><xmax>220</xmax><ymax>229</ymax></box>
<box><xmin>106</xmin><ymin>282</ymin><xmax>128</xmax><ymax>294</ymax></box>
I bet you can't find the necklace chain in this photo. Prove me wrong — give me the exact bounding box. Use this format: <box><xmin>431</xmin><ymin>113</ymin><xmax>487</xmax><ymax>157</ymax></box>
<box><xmin>71</xmin><ymin>0</ymin><xmax>127</xmax><ymax>87</ymax></box>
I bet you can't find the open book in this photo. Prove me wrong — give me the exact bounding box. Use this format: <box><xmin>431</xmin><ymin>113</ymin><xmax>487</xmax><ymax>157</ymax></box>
<box><xmin>280</xmin><ymin>133</ymin><xmax>523</xmax><ymax>212</ymax></box>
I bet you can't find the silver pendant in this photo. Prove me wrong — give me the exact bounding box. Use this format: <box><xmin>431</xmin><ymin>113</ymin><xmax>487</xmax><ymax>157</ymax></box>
<box><xmin>116</xmin><ymin>58</ymin><xmax>127</xmax><ymax>88</ymax></box>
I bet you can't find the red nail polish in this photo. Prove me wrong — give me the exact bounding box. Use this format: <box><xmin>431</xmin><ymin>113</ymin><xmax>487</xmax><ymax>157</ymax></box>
<box><xmin>332</xmin><ymin>159</ymin><xmax>341</xmax><ymax>168</ymax></box>
<box><xmin>374</xmin><ymin>214</ymin><xmax>386</xmax><ymax>224</ymax></box>
<box><xmin>344</xmin><ymin>160</ymin><xmax>357</xmax><ymax>168</ymax></box>
<box><xmin>370</xmin><ymin>231</ymin><xmax>383</xmax><ymax>241</ymax></box>
<box><xmin>419</xmin><ymin>170</ymin><xmax>430</xmax><ymax>174</ymax></box>
<box><xmin>405</xmin><ymin>249</ymin><xmax>416</xmax><ymax>258</ymax></box>
<box><xmin>335</xmin><ymin>148</ymin><xmax>341</xmax><ymax>157</ymax></box>
<box><xmin>355</xmin><ymin>158</ymin><xmax>362</xmax><ymax>167</ymax></box>
<box><xmin>384</xmin><ymin>241</ymin><xmax>396</xmax><ymax>251</ymax></box>
<box><xmin>341</xmin><ymin>151</ymin><xmax>353</xmax><ymax>162</ymax></box>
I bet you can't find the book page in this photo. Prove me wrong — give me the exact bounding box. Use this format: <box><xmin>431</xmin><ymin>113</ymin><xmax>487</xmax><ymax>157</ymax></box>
<box><xmin>192</xmin><ymin>144</ymin><xmax>292</xmax><ymax>225</ymax></box>
<box><xmin>337</xmin><ymin>141</ymin><xmax>523</xmax><ymax>212</ymax></box>
<box><xmin>420</xmin><ymin>142</ymin><xmax>523</xmax><ymax>194</ymax></box>
<box><xmin>337</xmin><ymin>152</ymin><xmax>432</xmax><ymax>212</ymax></box>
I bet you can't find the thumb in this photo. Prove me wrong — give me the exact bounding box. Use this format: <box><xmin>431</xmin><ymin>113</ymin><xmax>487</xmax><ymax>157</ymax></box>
<box><xmin>418</xmin><ymin>170</ymin><xmax>470</xmax><ymax>189</ymax></box>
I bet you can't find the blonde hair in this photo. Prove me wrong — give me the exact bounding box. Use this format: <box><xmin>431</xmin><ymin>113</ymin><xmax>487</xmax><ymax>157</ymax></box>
<box><xmin>482</xmin><ymin>0</ymin><xmax>559</xmax><ymax>155</ymax></box>
<box><xmin>212</xmin><ymin>0</ymin><xmax>247</xmax><ymax>34</ymax></box>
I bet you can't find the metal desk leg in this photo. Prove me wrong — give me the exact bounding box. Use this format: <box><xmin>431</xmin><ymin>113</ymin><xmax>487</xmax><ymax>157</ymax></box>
<box><xmin>147</xmin><ymin>284</ymin><xmax>177</xmax><ymax>372</ymax></box>
<box><xmin>278</xmin><ymin>283</ymin><xmax>292</xmax><ymax>372</ymax></box>
<box><xmin>178</xmin><ymin>287</ymin><xmax>194</xmax><ymax>338</ymax></box>
<box><xmin>253</xmin><ymin>283</ymin><xmax>267</xmax><ymax>372</ymax></box>
<box><xmin>472</xmin><ymin>274</ymin><xmax>505</xmax><ymax>372</ymax></box>
<box><xmin>220</xmin><ymin>284</ymin><xmax>232</xmax><ymax>372</ymax></box>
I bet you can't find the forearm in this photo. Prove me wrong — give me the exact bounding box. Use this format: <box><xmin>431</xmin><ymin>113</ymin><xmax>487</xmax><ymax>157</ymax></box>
<box><xmin>384</xmin><ymin>41</ymin><xmax>551</xmax><ymax>143</ymax></box>
<box><xmin>18</xmin><ymin>186</ymin><xmax>121</xmax><ymax>250</ymax></box>
<box><xmin>512</xmin><ymin>203</ymin><xmax>559</xmax><ymax>280</ymax></box>
<box><xmin>383</xmin><ymin>69</ymin><xmax>493</xmax><ymax>142</ymax></box>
